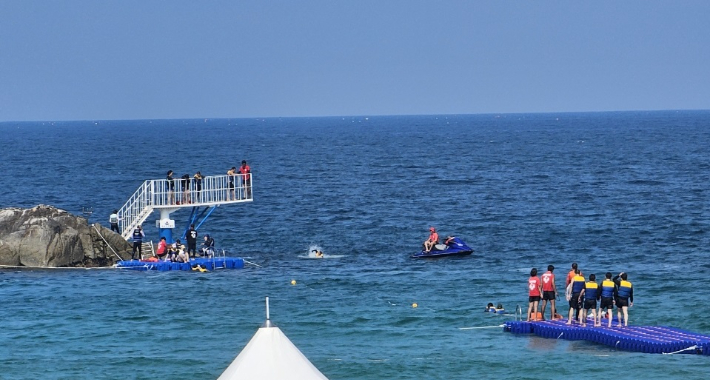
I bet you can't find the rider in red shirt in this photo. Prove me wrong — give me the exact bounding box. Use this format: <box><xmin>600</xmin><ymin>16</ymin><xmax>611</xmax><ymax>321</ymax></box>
<box><xmin>424</xmin><ymin>227</ymin><xmax>439</xmax><ymax>252</ymax></box>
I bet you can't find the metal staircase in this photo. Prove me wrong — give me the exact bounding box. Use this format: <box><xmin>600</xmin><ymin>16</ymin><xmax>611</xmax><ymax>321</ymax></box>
<box><xmin>118</xmin><ymin>174</ymin><xmax>253</xmax><ymax>240</ymax></box>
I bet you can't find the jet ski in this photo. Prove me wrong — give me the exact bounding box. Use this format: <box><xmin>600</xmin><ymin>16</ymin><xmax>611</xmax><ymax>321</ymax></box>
<box><xmin>411</xmin><ymin>236</ymin><xmax>473</xmax><ymax>258</ymax></box>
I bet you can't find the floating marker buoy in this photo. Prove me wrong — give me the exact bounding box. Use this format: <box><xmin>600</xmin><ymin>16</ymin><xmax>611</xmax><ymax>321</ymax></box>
<box><xmin>412</xmin><ymin>303</ymin><xmax>418</xmax><ymax>308</ymax></box>
<box><xmin>291</xmin><ymin>279</ymin><xmax>297</xmax><ymax>286</ymax></box>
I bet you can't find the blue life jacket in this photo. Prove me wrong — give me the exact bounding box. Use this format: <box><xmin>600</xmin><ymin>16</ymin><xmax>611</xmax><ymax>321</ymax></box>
<box><xmin>617</xmin><ymin>280</ymin><xmax>632</xmax><ymax>298</ymax></box>
<box><xmin>601</xmin><ymin>279</ymin><xmax>615</xmax><ymax>298</ymax></box>
<box><xmin>132</xmin><ymin>228</ymin><xmax>143</xmax><ymax>242</ymax></box>
<box><xmin>571</xmin><ymin>275</ymin><xmax>585</xmax><ymax>293</ymax></box>
<box><xmin>584</xmin><ymin>282</ymin><xmax>599</xmax><ymax>300</ymax></box>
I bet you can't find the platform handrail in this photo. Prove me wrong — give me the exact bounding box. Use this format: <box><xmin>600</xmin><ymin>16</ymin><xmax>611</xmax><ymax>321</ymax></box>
<box><xmin>516</xmin><ymin>304</ymin><xmax>522</xmax><ymax>321</ymax></box>
<box><xmin>118</xmin><ymin>173</ymin><xmax>254</xmax><ymax>240</ymax></box>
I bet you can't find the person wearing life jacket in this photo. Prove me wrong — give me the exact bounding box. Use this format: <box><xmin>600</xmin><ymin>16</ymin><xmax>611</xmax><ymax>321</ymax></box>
<box><xmin>527</xmin><ymin>268</ymin><xmax>543</xmax><ymax>321</ymax></box>
<box><xmin>565</xmin><ymin>264</ymin><xmax>584</xmax><ymax>320</ymax></box>
<box><xmin>565</xmin><ymin>262</ymin><xmax>583</xmax><ymax>288</ymax></box>
<box><xmin>156</xmin><ymin>237</ymin><xmax>168</xmax><ymax>261</ymax></box>
<box><xmin>578</xmin><ymin>274</ymin><xmax>601</xmax><ymax>327</ymax></box>
<box><xmin>109</xmin><ymin>209</ymin><xmax>120</xmax><ymax>233</ymax></box>
<box><xmin>423</xmin><ymin>227</ymin><xmax>439</xmax><ymax>253</ymax></box>
<box><xmin>540</xmin><ymin>265</ymin><xmax>557</xmax><ymax>321</ymax></box>
<box><xmin>167</xmin><ymin>239</ymin><xmax>184</xmax><ymax>261</ymax></box>
<box><xmin>566</xmin><ymin>269</ymin><xmax>585</xmax><ymax>325</ymax></box>
<box><xmin>600</xmin><ymin>272</ymin><xmax>616</xmax><ymax>327</ymax></box>
<box><xmin>131</xmin><ymin>225</ymin><xmax>144</xmax><ymax>260</ymax></box>
<box><xmin>239</xmin><ymin>160</ymin><xmax>251</xmax><ymax>198</ymax></box>
<box><xmin>614</xmin><ymin>272</ymin><xmax>634</xmax><ymax>327</ymax></box>
<box><xmin>485</xmin><ymin>303</ymin><xmax>506</xmax><ymax>314</ymax></box>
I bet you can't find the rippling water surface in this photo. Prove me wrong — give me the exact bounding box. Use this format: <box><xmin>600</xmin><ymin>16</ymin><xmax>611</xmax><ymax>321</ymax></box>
<box><xmin>1</xmin><ymin>111</ymin><xmax>710</xmax><ymax>379</ymax></box>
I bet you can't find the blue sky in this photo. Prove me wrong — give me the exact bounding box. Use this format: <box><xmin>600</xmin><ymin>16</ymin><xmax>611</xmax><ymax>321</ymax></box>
<box><xmin>1</xmin><ymin>0</ymin><xmax>708</xmax><ymax>121</ymax></box>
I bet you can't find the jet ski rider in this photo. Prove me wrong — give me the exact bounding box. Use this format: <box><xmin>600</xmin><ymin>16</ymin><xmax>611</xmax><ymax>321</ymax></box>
<box><xmin>423</xmin><ymin>227</ymin><xmax>439</xmax><ymax>253</ymax></box>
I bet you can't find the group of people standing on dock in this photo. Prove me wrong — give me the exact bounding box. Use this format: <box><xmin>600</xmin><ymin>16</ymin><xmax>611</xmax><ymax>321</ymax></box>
<box><xmin>527</xmin><ymin>262</ymin><xmax>634</xmax><ymax>328</ymax></box>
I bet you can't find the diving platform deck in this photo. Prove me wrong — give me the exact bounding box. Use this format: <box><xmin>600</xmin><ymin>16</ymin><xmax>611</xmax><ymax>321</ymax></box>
<box><xmin>116</xmin><ymin>257</ymin><xmax>244</xmax><ymax>271</ymax></box>
<box><xmin>117</xmin><ymin>173</ymin><xmax>253</xmax><ymax>240</ymax></box>
<box><xmin>504</xmin><ymin>320</ymin><xmax>710</xmax><ymax>355</ymax></box>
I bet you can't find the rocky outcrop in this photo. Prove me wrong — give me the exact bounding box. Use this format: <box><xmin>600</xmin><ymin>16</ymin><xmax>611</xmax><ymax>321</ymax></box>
<box><xmin>0</xmin><ymin>205</ymin><xmax>132</xmax><ymax>267</ymax></box>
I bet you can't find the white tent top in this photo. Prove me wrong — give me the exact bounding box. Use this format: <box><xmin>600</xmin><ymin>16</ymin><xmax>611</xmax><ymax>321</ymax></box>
<box><xmin>218</xmin><ymin>324</ymin><xmax>329</xmax><ymax>380</ymax></box>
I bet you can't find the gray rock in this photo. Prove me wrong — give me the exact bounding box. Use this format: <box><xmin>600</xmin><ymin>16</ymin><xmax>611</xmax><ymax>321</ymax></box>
<box><xmin>0</xmin><ymin>205</ymin><xmax>132</xmax><ymax>267</ymax></box>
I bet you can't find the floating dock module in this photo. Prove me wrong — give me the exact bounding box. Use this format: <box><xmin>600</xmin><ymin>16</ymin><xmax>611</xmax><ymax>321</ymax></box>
<box><xmin>116</xmin><ymin>257</ymin><xmax>245</xmax><ymax>271</ymax></box>
<box><xmin>504</xmin><ymin>320</ymin><xmax>710</xmax><ymax>355</ymax></box>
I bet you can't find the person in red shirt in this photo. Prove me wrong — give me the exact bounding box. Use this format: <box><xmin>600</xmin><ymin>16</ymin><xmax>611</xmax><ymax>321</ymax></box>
<box><xmin>540</xmin><ymin>265</ymin><xmax>558</xmax><ymax>320</ymax></box>
<box><xmin>423</xmin><ymin>227</ymin><xmax>439</xmax><ymax>252</ymax></box>
<box><xmin>527</xmin><ymin>268</ymin><xmax>543</xmax><ymax>321</ymax></box>
<box><xmin>156</xmin><ymin>237</ymin><xmax>168</xmax><ymax>261</ymax></box>
<box><xmin>239</xmin><ymin>160</ymin><xmax>251</xmax><ymax>199</ymax></box>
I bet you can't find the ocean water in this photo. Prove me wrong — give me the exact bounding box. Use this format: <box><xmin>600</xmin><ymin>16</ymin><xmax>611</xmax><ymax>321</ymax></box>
<box><xmin>1</xmin><ymin>111</ymin><xmax>710</xmax><ymax>379</ymax></box>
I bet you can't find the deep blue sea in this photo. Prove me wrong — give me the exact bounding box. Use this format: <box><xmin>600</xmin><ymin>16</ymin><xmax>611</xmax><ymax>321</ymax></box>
<box><xmin>1</xmin><ymin>111</ymin><xmax>710</xmax><ymax>379</ymax></box>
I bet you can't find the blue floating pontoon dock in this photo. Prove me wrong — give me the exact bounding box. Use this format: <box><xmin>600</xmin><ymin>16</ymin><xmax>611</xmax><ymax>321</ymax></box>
<box><xmin>116</xmin><ymin>257</ymin><xmax>244</xmax><ymax>271</ymax></box>
<box><xmin>505</xmin><ymin>320</ymin><xmax>710</xmax><ymax>355</ymax></box>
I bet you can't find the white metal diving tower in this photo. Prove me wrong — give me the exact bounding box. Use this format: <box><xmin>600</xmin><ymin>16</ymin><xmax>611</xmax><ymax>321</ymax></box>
<box><xmin>116</xmin><ymin>174</ymin><xmax>253</xmax><ymax>242</ymax></box>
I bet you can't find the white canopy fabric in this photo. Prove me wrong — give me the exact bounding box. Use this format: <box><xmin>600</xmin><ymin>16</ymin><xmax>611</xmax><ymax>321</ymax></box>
<box><xmin>218</xmin><ymin>325</ymin><xmax>329</xmax><ymax>380</ymax></box>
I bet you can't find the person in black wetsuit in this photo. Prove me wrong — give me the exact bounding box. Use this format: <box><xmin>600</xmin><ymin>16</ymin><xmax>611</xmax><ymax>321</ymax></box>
<box><xmin>186</xmin><ymin>224</ymin><xmax>198</xmax><ymax>258</ymax></box>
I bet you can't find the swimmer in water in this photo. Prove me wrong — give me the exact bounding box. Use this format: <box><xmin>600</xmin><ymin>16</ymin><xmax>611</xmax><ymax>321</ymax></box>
<box><xmin>312</xmin><ymin>249</ymin><xmax>324</xmax><ymax>258</ymax></box>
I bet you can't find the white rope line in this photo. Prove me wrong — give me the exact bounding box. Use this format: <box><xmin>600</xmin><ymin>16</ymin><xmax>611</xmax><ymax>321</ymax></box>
<box><xmin>459</xmin><ymin>325</ymin><xmax>505</xmax><ymax>330</ymax></box>
<box><xmin>91</xmin><ymin>224</ymin><xmax>123</xmax><ymax>261</ymax></box>
<box><xmin>662</xmin><ymin>345</ymin><xmax>698</xmax><ymax>355</ymax></box>
<box><xmin>243</xmin><ymin>260</ymin><xmax>262</xmax><ymax>267</ymax></box>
